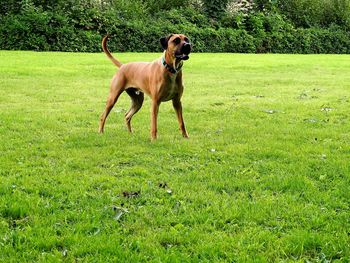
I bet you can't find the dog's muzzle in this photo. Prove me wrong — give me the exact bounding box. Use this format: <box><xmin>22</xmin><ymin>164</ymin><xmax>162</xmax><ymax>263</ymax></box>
<box><xmin>176</xmin><ymin>43</ymin><xmax>192</xmax><ymax>60</ymax></box>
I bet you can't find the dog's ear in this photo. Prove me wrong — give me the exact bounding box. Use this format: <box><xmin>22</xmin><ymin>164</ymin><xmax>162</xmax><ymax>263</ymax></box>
<box><xmin>160</xmin><ymin>36</ymin><xmax>169</xmax><ymax>50</ymax></box>
<box><xmin>160</xmin><ymin>34</ymin><xmax>174</xmax><ymax>50</ymax></box>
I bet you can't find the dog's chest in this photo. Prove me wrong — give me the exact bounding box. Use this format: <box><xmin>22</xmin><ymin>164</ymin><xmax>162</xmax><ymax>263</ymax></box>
<box><xmin>161</xmin><ymin>79</ymin><xmax>180</xmax><ymax>101</ymax></box>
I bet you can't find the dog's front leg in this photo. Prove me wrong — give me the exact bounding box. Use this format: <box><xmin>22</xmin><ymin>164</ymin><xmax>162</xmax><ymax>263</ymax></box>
<box><xmin>150</xmin><ymin>100</ymin><xmax>160</xmax><ymax>140</ymax></box>
<box><xmin>172</xmin><ymin>98</ymin><xmax>189</xmax><ymax>138</ymax></box>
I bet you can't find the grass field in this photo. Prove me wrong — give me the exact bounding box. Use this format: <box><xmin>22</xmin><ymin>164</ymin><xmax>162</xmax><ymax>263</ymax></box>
<box><xmin>0</xmin><ymin>51</ymin><xmax>349</xmax><ymax>262</ymax></box>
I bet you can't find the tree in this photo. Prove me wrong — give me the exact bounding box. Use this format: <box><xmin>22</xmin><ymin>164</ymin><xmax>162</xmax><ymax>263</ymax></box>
<box><xmin>202</xmin><ymin>0</ymin><xmax>229</xmax><ymax>20</ymax></box>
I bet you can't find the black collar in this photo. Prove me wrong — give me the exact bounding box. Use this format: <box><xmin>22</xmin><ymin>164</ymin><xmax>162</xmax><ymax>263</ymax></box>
<box><xmin>162</xmin><ymin>57</ymin><xmax>182</xmax><ymax>74</ymax></box>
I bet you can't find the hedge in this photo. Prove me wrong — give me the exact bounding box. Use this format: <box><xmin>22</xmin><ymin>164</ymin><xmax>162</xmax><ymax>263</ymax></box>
<box><xmin>1</xmin><ymin>5</ymin><xmax>350</xmax><ymax>54</ymax></box>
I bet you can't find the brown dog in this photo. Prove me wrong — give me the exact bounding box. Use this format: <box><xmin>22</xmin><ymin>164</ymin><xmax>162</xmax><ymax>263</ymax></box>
<box><xmin>99</xmin><ymin>34</ymin><xmax>192</xmax><ymax>140</ymax></box>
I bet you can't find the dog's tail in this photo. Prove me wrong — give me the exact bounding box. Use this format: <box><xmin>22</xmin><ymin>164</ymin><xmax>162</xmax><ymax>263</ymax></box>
<box><xmin>102</xmin><ymin>35</ymin><xmax>123</xmax><ymax>68</ymax></box>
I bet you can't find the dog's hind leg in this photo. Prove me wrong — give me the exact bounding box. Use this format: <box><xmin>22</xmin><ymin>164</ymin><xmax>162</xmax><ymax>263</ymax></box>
<box><xmin>99</xmin><ymin>74</ymin><xmax>126</xmax><ymax>133</ymax></box>
<box><xmin>125</xmin><ymin>88</ymin><xmax>144</xmax><ymax>133</ymax></box>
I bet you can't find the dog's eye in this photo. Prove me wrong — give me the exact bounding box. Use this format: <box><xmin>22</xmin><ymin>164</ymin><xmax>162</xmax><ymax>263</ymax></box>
<box><xmin>173</xmin><ymin>38</ymin><xmax>181</xmax><ymax>45</ymax></box>
<box><xmin>184</xmin><ymin>37</ymin><xmax>189</xmax><ymax>43</ymax></box>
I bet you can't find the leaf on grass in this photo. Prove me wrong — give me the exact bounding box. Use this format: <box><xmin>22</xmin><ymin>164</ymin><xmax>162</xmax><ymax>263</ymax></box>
<box><xmin>263</xmin><ymin>109</ymin><xmax>277</xmax><ymax>114</ymax></box>
<box><xmin>112</xmin><ymin>206</ymin><xmax>129</xmax><ymax>221</ymax></box>
<box><xmin>321</xmin><ymin>107</ymin><xmax>334</xmax><ymax>112</ymax></box>
<box><xmin>93</xmin><ymin>228</ymin><xmax>100</xmax><ymax>236</ymax></box>
<box><xmin>159</xmin><ymin>182</ymin><xmax>168</xmax><ymax>188</ymax></box>
<box><xmin>297</xmin><ymin>92</ymin><xmax>308</xmax><ymax>99</ymax></box>
<box><xmin>159</xmin><ymin>182</ymin><xmax>172</xmax><ymax>194</ymax></box>
<box><xmin>115</xmin><ymin>210</ymin><xmax>124</xmax><ymax>221</ymax></box>
<box><xmin>114</xmin><ymin>108</ymin><xmax>126</xmax><ymax>113</ymax></box>
<box><xmin>123</xmin><ymin>191</ymin><xmax>140</xmax><ymax>198</ymax></box>
<box><xmin>62</xmin><ymin>249</ymin><xmax>68</xmax><ymax>257</ymax></box>
<box><xmin>304</xmin><ymin>118</ymin><xmax>318</xmax><ymax>123</ymax></box>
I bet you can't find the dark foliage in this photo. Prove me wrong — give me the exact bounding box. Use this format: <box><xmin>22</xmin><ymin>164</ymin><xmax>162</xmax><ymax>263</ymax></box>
<box><xmin>0</xmin><ymin>0</ymin><xmax>350</xmax><ymax>53</ymax></box>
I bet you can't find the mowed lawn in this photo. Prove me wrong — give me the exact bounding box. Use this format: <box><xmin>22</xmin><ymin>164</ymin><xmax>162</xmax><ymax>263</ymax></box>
<box><xmin>0</xmin><ymin>51</ymin><xmax>349</xmax><ymax>262</ymax></box>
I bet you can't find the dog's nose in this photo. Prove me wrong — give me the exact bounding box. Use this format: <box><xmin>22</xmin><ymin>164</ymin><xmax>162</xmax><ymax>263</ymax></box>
<box><xmin>182</xmin><ymin>43</ymin><xmax>191</xmax><ymax>55</ymax></box>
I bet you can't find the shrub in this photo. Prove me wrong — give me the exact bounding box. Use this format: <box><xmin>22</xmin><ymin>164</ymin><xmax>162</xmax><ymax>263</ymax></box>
<box><xmin>0</xmin><ymin>5</ymin><xmax>51</xmax><ymax>51</ymax></box>
<box><xmin>1</xmin><ymin>0</ymin><xmax>350</xmax><ymax>53</ymax></box>
<box><xmin>277</xmin><ymin>0</ymin><xmax>350</xmax><ymax>29</ymax></box>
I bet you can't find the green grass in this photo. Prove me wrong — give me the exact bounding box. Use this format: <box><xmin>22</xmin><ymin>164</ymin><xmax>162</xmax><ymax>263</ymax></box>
<box><xmin>0</xmin><ymin>51</ymin><xmax>349</xmax><ymax>262</ymax></box>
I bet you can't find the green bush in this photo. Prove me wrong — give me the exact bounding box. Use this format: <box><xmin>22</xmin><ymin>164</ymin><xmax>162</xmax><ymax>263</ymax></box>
<box><xmin>1</xmin><ymin>0</ymin><xmax>350</xmax><ymax>53</ymax></box>
<box><xmin>202</xmin><ymin>0</ymin><xmax>229</xmax><ymax>20</ymax></box>
<box><xmin>277</xmin><ymin>0</ymin><xmax>350</xmax><ymax>29</ymax></box>
<box><xmin>0</xmin><ymin>5</ymin><xmax>50</xmax><ymax>51</ymax></box>
<box><xmin>261</xmin><ymin>27</ymin><xmax>350</xmax><ymax>54</ymax></box>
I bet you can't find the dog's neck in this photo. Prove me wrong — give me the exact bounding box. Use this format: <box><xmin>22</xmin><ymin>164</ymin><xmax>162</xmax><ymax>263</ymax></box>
<box><xmin>162</xmin><ymin>51</ymin><xmax>183</xmax><ymax>74</ymax></box>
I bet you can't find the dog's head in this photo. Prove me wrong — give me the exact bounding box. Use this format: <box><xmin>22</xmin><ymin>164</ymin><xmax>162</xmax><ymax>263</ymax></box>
<box><xmin>160</xmin><ymin>34</ymin><xmax>192</xmax><ymax>61</ymax></box>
